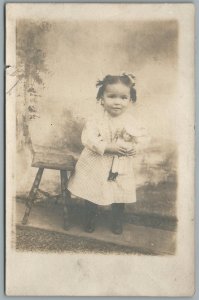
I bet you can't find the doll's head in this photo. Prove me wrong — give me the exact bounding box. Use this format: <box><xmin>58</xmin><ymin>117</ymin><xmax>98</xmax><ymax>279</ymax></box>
<box><xmin>96</xmin><ymin>74</ymin><xmax>136</xmax><ymax>117</ymax></box>
<box><xmin>121</xmin><ymin>129</ymin><xmax>137</xmax><ymax>143</ymax></box>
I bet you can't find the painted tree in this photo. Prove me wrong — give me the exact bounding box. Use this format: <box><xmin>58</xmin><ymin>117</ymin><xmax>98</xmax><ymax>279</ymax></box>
<box><xmin>15</xmin><ymin>20</ymin><xmax>51</xmax><ymax>152</ymax></box>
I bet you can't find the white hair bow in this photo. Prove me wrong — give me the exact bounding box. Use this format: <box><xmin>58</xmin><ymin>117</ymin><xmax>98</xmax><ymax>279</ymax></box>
<box><xmin>122</xmin><ymin>72</ymin><xmax>136</xmax><ymax>86</ymax></box>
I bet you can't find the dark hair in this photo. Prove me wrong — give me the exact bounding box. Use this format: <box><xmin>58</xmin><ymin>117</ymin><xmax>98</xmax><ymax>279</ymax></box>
<box><xmin>96</xmin><ymin>73</ymin><xmax>136</xmax><ymax>102</ymax></box>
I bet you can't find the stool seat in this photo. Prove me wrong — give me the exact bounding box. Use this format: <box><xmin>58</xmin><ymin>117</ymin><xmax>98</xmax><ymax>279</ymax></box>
<box><xmin>32</xmin><ymin>152</ymin><xmax>77</xmax><ymax>170</ymax></box>
<box><xmin>22</xmin><ymin>151</ymin><xmax>77</xmax><ymax>230</ymax></box>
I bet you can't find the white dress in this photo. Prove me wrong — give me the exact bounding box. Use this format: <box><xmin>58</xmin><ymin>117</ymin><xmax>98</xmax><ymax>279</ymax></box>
<box><xmin>67</xmin><ymin>110</ymin><xmax>143</xmax><ymax>205</ymax></box>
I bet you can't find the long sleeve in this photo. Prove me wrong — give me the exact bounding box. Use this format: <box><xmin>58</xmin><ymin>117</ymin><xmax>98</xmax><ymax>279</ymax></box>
<box><xmin>81</xmin><ymin>118</ymin><xmax>107</xmax><ymax>155</ymax></box>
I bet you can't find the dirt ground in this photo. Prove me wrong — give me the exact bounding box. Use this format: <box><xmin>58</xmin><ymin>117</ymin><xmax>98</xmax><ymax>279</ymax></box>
<box><xmin>16</xmin><ymin>226</ymin><xmax>153</xmax><ymax>255</ymax></box>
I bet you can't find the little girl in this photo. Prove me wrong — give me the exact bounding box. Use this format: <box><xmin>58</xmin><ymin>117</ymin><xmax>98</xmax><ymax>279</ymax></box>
<box><xmin>68</xmin><ymin>73</ymin><xmax>144</xmax><ymax>235</ymax></box>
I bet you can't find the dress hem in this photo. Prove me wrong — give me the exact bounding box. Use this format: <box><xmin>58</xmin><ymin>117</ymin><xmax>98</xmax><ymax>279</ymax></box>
<box><xmin>67</xmin><ymin>187</ymin><xmax>137</xmax><ymax>206</ymax></box>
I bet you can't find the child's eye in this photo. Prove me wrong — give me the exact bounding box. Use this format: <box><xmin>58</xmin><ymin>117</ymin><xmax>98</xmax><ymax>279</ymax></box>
<box><xmin>108</xmin><ymin>94</ymin><xmax>116</xmax><ymax>98</ymax></box>
<box><xmin>108</xmin><ymin>94</ymin><xmax>116</xmax><ymax>99</ymax></box>
<box><xmin>121</xmin><ymin>96</ymin><xmax>128</xmax><ymax>100</ymax></box>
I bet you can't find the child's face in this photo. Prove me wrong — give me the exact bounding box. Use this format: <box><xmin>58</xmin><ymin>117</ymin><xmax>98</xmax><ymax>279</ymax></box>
<box><xmin>102</xmin><ymin>82</ymin><xmax>131</xmax><ymax>117</ymax></box>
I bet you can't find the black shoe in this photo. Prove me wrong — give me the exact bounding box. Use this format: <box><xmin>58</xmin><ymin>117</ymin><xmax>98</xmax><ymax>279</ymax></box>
<box><xmin>112</xmin><ymin>219</ymin><xmax>123</xmax><ymax>235</ymax></box>
<box><xmin>85</xmin><ymin>217</ymin><xmax>96</xmax><ymax>233</ymax></box>
<box><xmin>63</xmin><ymin>217</ymin><xmax>72</xmax><ymax>231</ymax></box>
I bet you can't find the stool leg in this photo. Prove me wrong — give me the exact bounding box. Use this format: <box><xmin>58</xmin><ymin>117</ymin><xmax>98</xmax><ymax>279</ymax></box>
<box><xmin>22</xmin><ymin>168</ymin><xmax>44</xmax><ymax>225</ymax></box>
<box><xmin>60</xmin><ymin>170</ymin><xmax>72</xmax><ymax>230</ymax></box>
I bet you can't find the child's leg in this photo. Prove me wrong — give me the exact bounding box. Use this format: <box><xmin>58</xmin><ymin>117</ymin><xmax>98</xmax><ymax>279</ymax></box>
<box><xmin>84</xmin><ymin>200</ymin><xmax>98</xmax><ymax>233</ymax></box>
<box><xmin>111</xmin><ymin>203</ymin><xmax>125</xmax><ymax>235</ymax></box>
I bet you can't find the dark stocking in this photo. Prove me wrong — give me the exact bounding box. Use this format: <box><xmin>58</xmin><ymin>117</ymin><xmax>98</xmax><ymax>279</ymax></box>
<box><xmin>84</xmin><ymin>200</ymin><xmax>98</xmax><ymax>233</ymax></box>
<box><xmin>111</xmin><ymin>203</ymin><xmax>125</xmax><ymax>235</ymax></box>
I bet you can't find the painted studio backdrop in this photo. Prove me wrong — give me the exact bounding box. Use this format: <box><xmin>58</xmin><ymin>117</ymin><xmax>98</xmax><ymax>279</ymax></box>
<box><xmin>14</xmin><ymin>19</ymin><xmax>178</xmax><ymax>219</ymax></box>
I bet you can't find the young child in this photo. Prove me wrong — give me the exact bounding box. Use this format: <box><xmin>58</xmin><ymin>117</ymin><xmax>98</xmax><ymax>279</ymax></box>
<box><xmin>68</xmin><ymin>73</ymin><xmax>144</xmax><ymax>235</ymax></box>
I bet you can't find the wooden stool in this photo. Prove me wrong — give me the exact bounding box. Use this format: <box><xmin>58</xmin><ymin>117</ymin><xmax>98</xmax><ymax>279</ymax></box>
<box><xmin>21</xmin><ymin>151</ymin><xmax>76</xmax><ymax>230</ymax></box>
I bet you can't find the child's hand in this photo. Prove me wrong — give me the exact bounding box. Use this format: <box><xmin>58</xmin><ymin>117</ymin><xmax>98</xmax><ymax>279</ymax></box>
<box><xmin>126</xmin><ymin>147</ymin><xmax>136</xmax><ymax>157</ymax></box>
<box><xmin>105</xmin><ymin>143</ymin><xmax>128</xmax><ymax>156</ymax></box>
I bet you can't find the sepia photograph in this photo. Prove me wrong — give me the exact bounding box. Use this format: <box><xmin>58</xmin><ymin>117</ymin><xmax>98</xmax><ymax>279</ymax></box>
<box><xmin>6</xmin><ymin>3</ymin><xmax>195</xmax><ymax>296</ymax></box>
